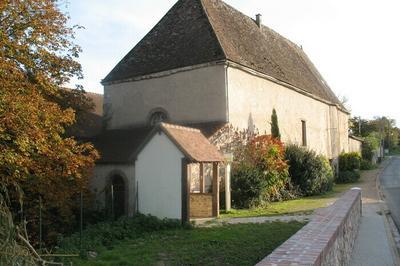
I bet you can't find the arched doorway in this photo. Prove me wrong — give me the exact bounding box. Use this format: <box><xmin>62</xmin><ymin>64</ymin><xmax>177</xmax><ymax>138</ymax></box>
<box><xmin>107</xmin><ymin>175</ymin><xmax>126</xmax><ymax>219</ymax></box>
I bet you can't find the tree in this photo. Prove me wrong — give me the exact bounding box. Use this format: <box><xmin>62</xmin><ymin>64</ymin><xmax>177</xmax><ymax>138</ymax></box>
<box><xmin>349</xmin><ymin>117</ymin><xmax>379</xmax><ymax>137</ymax></box>
<box><xmin>0</xmin><ymin>0</ymin><xmax>99</xmax><ymax>248</ymax></box>
<box><xmin>350</xmin><ymin>116</ymin><xmax>398</xmax><ymax>150</ymax></box>
<box><xmin>271</xmin><ymin>108</ymin><xmax>281</xmax><ymax>139</ymax></box>
<box><xmin>362</xmin><ymin>133</ymin><xmax>381</xmax><ymax>161</ymax></box>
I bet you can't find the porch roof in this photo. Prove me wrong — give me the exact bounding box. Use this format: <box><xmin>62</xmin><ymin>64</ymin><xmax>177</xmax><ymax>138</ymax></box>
<box><xmin>134</xmin><ymin>123</ymin><xmax>225</xmax><ymax>163</ymax></box>
<box><xmin>91</xmin><ymin>122</ymin><xmax>225</xmax><ymax>164</ymax></box>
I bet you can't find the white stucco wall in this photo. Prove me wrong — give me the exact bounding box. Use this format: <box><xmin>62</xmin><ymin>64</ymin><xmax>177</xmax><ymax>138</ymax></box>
<box><xmin>90</xmin><ymin>164</ymin><xmax>135</xmax><ymax>216</ymax></box>
<box><xmin>104</xmin><ymin>64</ymin><xmax>227</xmax><ymax>129</ymax></box>
<box><xmin>227</xmin><ymin>66</ymin><xmax>349</xmax><ymax>159</ymax></box>
<box><xmin>135</xmin><ymin>132</ymin><xmax>185</xmax><ymax>220</ymax></box>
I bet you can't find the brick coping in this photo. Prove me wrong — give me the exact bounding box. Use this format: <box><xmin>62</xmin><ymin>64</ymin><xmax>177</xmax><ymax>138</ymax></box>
<box><xmin>256</xmin><ymin>188</ymin><xmax>362</xmax><ymax>266</ymax></box>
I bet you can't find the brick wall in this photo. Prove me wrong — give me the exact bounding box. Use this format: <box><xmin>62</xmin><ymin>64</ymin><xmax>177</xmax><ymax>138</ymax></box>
<box><xmin>257</xmin><ymin>188</ymin><xmax>362</xmax><ymax>266</ymax></box>
<box><xmin>190</xmin><ymin>194</ymin><xmax>213</xmax><ymax>218</ymax></box>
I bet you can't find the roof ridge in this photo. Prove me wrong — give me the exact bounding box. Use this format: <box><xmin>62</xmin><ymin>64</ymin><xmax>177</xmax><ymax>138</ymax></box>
<box><xmin>205</xmin><ymin>0</ymin><xmax>299</xmax><ymax>49</ymax></box>
<box><xmin>160</xmin><ymin>122</ymin><xmax>201</xmax><ymax>133</ymax></box>
<box><xmin>199</xmin><ymin>0</ymin><xmax>227</xmax><ymax>59</ymax></box>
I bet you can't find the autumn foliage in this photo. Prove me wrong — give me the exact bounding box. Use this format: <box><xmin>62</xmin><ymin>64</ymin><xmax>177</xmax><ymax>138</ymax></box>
<box><xmin>231</xmin><ymin>135</ymin><xmax>293</xmax><ymax>208</ymax></box>
<box><xmin>0</xmin><ymin>0</ymin><xmax>99</xmax><ymax>248</ymax></box>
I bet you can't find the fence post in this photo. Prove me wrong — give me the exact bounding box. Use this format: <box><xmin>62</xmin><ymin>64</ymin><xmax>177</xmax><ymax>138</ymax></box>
<box><xmin>80</xmin><ymin>191</ymin><xmax>83</xmax><ymax>253</ymax></box>
<box><xmin>39</xmin><ymin>196</ymin><xmax>42</xmax><ymax>253</ymax></box>
<box><xmin>111</xmin><ymin>185</ymin><xmax>114</xmax><ymax>220</ymax></box>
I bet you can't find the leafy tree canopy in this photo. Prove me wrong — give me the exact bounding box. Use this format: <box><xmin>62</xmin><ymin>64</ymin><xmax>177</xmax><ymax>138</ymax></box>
<box><xmin>0</xmin><ymin>0</ymin><xmax>99</xmax><ymax>247</ymax></box>
<box><xmin>350</xmin><ymin>116</ymin><xmax>398</xmax><ymax>149</ymax></box>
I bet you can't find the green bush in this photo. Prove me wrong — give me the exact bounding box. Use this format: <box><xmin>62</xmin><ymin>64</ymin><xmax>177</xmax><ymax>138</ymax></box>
<box><xmin>231</xmin><ymin>166</ymin><xmax>268</xmax><ymax>208</ymax></box>
<box><xmin>339</xmin><ymin>152</ymin><xmax>361</xmax><ymax>171</ymax></box>
<box><xmin>57</xmin><ymin>214</ymin><xmax>184</xmax><ymax>254</ymax></box>
<box><xmin>285</xmin><ymin>145</ymin><xmax>334</xmax><ymax>196</ymax></box>
<box><xmin>360</xmin><ymin>159</ymin><xmax>377</xmax><ymax>170</ymax></box>
<box><xmin>362</xmin><ymin>133</ymin><xmax>380</xmax><ymax>161</ymax></box>
<box><xmin>337</xmin><ymin>170</ymin><xmax>361</xmax><ymax>183</ymax></box>
<box><xmin>231</xmin><ymin>135</ymin><xmax>292</xmax><ymax>208</ymax></box>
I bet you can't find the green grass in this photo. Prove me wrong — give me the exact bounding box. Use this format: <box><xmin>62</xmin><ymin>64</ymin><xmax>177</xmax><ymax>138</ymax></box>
<box><xmin>220</xmin><ymin>182</ymin><xmax>362</xmax><ymax>219</ymax></box>
<box><xmin>66</xmin><ymin>221</ymin><xmax>304</xmax><ymax>266</ymax></box>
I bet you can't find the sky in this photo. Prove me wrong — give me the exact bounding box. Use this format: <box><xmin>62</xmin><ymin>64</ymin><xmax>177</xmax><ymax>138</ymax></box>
<box><xmin>64</xmin><ymin>0</ymin><xmax>400</xmax><ymax>124</ymax></box>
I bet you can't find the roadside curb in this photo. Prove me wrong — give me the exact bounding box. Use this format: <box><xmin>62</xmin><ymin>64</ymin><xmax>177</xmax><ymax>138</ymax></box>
<box><xmin>375</xmin><ymin>157</ymin><xmax>400</xmax><ymax>265</ymax></box>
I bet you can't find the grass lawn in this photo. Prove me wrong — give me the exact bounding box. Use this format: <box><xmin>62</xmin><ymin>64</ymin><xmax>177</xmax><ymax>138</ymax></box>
<box><xmin>220</xmin><ymin>179</ymin><xmax>364</xmax><ymax>219</ymax></box>
<box><xmin>67</xmin><ymin>221</ymin><xmax>304</xmax><ymax>266</ymax></box>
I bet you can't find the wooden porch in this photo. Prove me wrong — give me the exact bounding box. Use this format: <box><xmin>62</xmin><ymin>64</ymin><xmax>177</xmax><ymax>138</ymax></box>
<box><xmin>182</xmin><ymin>161</ymin><xmax>221</xmax><ymax>222</ymax></box>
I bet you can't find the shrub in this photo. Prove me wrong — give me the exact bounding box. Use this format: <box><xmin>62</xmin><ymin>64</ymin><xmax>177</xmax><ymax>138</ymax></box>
<box><xmin>360</xmin><ymin>159</ymin><xmax>377</xmax><ymax>170</ymax></box>
<box><xmin>339</xmin><ymin>152</ymin><xmax>361</xmax><ymax>171</ymax></box>
<box><xmin>337</xmin><ymin>170</ymin><xmax>361</xmax><ymax>183</ymax></box>
<box><xmin>231</xmin><ymin>135</ymin><xmax>291</xmax><ymax>208</ymax></box>
<box><xmin>362</xmin><ymin>133</ymin><xmax>380</xmax><ymax>161</ymax></box>
<box><xmin>231</xmin><ymin>166</ymin><xmax>268</xmax><ymax>208</ymax></box>
<box><xmin>285</xmin><ymin>145</ymin><xmax>334</xmax><ymax>196</ymax></box>
<box><xmin>271</xmin><ymin>108</ymin><xmax>281</xmax><ymax>139</ymax></box>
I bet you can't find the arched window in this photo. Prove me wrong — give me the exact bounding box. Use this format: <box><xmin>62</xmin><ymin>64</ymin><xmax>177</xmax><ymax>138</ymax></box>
<box><xmin>148</xmin><ymin>109</ymin><xmax>168</xmax><ymax>126</ymax></box>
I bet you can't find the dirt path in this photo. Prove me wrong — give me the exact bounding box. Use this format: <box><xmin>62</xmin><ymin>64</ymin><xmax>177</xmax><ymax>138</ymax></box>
<box><xmin>194</xmin><ymin>214</ymin><xmax>312</xmax><ymax>227</ymax></box>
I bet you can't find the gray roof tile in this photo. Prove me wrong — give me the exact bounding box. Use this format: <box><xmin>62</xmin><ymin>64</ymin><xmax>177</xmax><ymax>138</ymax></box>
<box><xmin>103</xmin><ymin>0</ymin><xmax>341</xmax><ymax>105</ymax></box>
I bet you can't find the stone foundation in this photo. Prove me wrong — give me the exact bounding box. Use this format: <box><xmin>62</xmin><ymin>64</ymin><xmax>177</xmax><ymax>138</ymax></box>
<box><xmin>257</xmin><ymin>188</ymin><xmax>362</xmax><ymax>266</ymax></box>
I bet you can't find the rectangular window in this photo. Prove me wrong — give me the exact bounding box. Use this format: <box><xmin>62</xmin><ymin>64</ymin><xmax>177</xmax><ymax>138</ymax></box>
<box><xmin>190</xmin><ymin>164</ymin><xmax>200</xmax><ymax>193</ymax></box>
<box><xmin>302</xmin><ymin>120</ymin><xmax>307</xmax><ymax>146</ymax></box>
<box><xmin>203</xmin><ymin>163</ymin><xmax>213</xmax><ymax>193</ymax></box>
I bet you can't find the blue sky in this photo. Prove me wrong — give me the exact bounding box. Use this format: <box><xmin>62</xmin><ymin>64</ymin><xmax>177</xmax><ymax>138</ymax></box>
<box><xmin>65</xmin><ymin>0</ymin><xmax>400</xmax><ymax>124</ymax></box>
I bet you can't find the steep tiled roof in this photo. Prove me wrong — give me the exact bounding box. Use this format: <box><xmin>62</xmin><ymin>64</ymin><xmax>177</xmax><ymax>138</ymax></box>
<box><xmin>160</xmin><ymin>123</ymin><xmax>224</xmax><ymax>162</ymax></box>
<box><xmin>85</xmin><ymin>92</ymin><xmax>103</xmax><ymax>116</ymax></box>
<box><xmin>102</xmin><ymin>0</ymin><xmax>224</xmax><ymax>83</ymax></box>
<box><xmin>91</xmin><ymin>122</ymin><xmax>225</xmax><ymax>163</ymax></box>
<box><xmin>103</xmin><ymin>0</ymin><xmax>341</xmax><ymax>105</ymax></box>
<box><xmin>67</xmin><ymin>91</ymin><xmax>104</xmax><ymax>139</ymax></box>
<box><xmin>92</xmin><ymin>127</ymin><xmax>152</xmax><ymax>163</ymax></box>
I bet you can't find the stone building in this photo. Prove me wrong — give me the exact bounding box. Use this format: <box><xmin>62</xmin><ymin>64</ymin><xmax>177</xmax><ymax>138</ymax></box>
<box><xmin>88</xmin><ymin>0</ymin><xmax>361</xmax><ymax>220</ymax></box>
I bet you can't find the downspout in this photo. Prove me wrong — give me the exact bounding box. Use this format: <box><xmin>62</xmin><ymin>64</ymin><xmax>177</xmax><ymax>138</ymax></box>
<box><xmin>225</xmin><ymin>63</ymin><xmax>229</xmax><ymax>123</ymax></box>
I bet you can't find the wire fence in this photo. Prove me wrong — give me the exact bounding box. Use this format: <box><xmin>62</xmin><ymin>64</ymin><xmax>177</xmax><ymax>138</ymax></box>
<box><xmin>13</xmin><ymin>183</ymin><xmax>123</xmax><ymax>265</ymax></box>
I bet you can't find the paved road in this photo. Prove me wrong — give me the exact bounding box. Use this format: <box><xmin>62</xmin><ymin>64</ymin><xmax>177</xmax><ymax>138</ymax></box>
<box><xmin>380</xmin><ymin>156</ymin><xmax>400</xmax><ymax>230</ymax></box>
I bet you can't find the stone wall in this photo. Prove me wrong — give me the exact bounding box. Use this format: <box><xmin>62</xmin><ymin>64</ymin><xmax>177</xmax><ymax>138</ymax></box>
<box><xmin>227</xmin><ymin>66</ymin><xmax>350</xmax><ymax>159</ymax></box>
<box><xmin>190</xmin><ymin>194</ymin><xmax>213</xmax><ymax>218</ymax></box>
<box><xmin>103</xmin><ymin>64</ymin><xmax>227</xmax><ymax>129</ymax></box>
<box><xmin>91</xmin><ymin>164</ymin><xmax>135</xmax><ymax>216</ymax></box>
<box><xmin>257</xmin><ymin>188</ymin><xmax>362</xmax><ymax>266</ymax></box>
<box><xmin>349</xmin><ymin>137</ymin><xmax>363</xmax><ymax>154</ymax></box>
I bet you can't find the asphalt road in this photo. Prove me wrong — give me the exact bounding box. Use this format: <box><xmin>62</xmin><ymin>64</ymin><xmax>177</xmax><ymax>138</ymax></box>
<box><xmin>380</xmin><ymin>156</ymin><xmax>400</xmax><ymax>230</ymax></box>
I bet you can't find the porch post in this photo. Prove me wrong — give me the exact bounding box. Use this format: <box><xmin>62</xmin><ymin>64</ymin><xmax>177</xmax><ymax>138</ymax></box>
<box><xmin>212</xmin><ymin>162</ymin><xmax>219</xmax><ymax>217</ymax></box>
<box><xmin>225</xmin><ymin>162</ymin><xmax>232</xmax><ymax>211</ymax></box>
<box><xmin>224</xmin><ymin>153</ymin><xmax>233</xmax><ymax>211</ymax></box>
<box><xmin>181</xmin><ymin>159</ymin><xmax>190</xmax><ymax>223</ymax></box>
<box><xmin>199</xmin><ymin>163</ymin><xmax>204</xmax><ymax>193</ymax></box>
